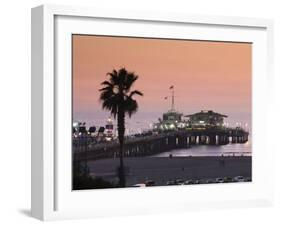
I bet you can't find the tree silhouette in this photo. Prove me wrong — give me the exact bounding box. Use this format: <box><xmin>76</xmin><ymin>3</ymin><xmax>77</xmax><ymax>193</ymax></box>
<box><xmin>99</xmin><ymin>68</ymin><xmax>143</xmax><ymax>187</ymax></box>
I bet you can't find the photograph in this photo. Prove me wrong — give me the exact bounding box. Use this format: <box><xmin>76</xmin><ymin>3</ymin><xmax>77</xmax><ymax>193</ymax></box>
<box><xmin>72</xmin><ymin>35</ymin><xmax>252</xmax><ymax>190</ymax></box>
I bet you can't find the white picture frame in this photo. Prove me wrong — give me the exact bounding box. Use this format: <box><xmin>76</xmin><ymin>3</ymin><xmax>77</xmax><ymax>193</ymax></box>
<box><xmin>31</xmin><ymin>4</ymin><xmax>274</xmax><ymax>221</ymax></box>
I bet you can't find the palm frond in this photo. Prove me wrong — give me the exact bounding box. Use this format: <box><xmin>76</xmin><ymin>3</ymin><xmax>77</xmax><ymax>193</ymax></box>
<box><xmin>123</xmin><ymin>97</ymin><xmax>138</xmax><ymax>118</ymax></box>
<box><xmin>101</xmin><ymin>96</ymin><xmax>119</xmax><ymax>118</ymax></box>
<box><xmin>124</xmin><ymin>73</ymin><xmax>138</xmax><ymax>90</ymax></box>
<box><xmin>118</xmin><ymin>68</ymin><xmax>127</xmax><ymax>85</ymax></box>
<box><xmin>100</xmin><ymin>80</ymin><xmax>113</xmax><ymax>87</ymax></box>
<box><xmin>129</xmin><ymin>90</ymin><xmax>143</xmax><ymax>98</ymax></box>
<box><xmin>107</xmin><ymin>70</ymin><xmax>119</xmax><ymax>86</ymax></box>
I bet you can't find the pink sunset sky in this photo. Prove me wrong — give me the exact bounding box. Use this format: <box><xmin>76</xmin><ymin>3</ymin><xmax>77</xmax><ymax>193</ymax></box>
<box><xmin>73</xmin><ymin>35</ymin><xmax>251</xmax><ymax>128</ymax></box>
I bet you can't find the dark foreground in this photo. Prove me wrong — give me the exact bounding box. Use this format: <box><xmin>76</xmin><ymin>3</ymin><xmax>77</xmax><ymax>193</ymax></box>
<box><xmin>83</xmin><ymin>156</ymin><xmax>251</xmax><ymax>187</ymax></box>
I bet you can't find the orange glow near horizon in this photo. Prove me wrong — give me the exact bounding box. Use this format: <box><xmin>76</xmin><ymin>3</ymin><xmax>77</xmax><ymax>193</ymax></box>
<box><xmin>73</xmin><ymin>35</ymin><xmax>251</xmax><ymax>125</ymax></box>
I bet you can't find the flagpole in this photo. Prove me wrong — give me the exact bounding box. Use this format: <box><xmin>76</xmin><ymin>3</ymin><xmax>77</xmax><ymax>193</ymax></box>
<box><xmin>170</xmin><ymin>86</ymin><xmax>175</xmax><ymax>111</ymax></box>
<box><xmin>172</xmin><ymin>88</ymin><xmax>174</xmax><ymax>111</ymax></box>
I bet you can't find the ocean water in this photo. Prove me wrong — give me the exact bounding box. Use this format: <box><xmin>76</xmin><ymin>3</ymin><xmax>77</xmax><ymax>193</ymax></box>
<box><xmin>151</xmin><ymin>141</ymin><xmax>252</xmax><ymax>157</ymax></box>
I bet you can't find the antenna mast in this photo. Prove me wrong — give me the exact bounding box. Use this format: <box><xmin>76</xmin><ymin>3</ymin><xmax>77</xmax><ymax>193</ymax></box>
<box><xmin>170</xmin><ymin>85</ymin><xmax>175</xmax><ymax>111</ymax></box>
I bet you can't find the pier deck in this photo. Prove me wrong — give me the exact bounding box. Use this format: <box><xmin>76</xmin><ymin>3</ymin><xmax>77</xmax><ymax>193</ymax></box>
<box><xmin>73</xmin><ymin>128</ymin><xmax>249</xmax><ymax>161</ymax></box>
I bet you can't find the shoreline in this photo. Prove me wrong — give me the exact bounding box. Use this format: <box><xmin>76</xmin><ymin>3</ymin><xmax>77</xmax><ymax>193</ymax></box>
<box><xmin>86</xmin><ymin>156</ymin><xmax>252</xmax><ymax>187</ymax></box>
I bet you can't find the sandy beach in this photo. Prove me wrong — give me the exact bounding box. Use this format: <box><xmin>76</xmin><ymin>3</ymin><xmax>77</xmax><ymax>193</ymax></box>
<box><xmin>86</xmin><ymin>156</ymin><xmax>252</xmax><ymax>186</ymax></box>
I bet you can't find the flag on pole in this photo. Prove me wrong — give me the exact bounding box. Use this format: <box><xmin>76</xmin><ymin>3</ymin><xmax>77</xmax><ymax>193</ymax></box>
<box><xmin>169</xmin><ymin>85</ymin><xmax>174</xmax><ymax>89</ymax></box>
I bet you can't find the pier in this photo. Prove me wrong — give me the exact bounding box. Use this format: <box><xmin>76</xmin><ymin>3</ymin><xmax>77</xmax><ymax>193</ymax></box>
<box><xmin>73</xmin><ymin>127</ymin><xmax>249</xmax><ymax>161</ymax></box>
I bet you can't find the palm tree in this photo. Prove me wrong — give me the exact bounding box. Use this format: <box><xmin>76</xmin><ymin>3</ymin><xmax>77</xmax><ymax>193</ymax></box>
<box><xmin>99</xmin><ymin>68</ymin><xmax>143</xmax><ymax>187</ymax></box>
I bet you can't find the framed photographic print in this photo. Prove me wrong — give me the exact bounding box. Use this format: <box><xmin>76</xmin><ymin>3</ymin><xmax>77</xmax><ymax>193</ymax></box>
<box><xmin>31</xmin><ymin>4</ymin><xmax>274</xmax><ymax>221</ymax></box>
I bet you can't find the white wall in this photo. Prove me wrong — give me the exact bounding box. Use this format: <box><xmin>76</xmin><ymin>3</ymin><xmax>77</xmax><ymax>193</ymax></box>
<box><xmin>0</xmin><ymin>0</ymin><xmax>280</xmax><ymax>225</ymax></box>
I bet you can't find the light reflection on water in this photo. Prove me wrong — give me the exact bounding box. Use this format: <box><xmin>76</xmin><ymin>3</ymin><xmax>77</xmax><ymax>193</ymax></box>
<box><xmin>151</xmin><ymin>141</ymin><xmax>251</xmax><ymax>157</ymax></box>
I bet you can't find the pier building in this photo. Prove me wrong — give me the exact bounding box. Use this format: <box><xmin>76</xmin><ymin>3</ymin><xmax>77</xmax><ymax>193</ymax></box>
<box><xmin>185</xmin><ymin>110</ymin><xmax>227</xmax><ymax>128</ymax></box>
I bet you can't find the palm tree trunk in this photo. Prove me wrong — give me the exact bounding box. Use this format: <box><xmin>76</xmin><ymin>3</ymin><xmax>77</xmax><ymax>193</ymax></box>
<box><xmin>117</xmin><ymin>109</ymin><xmax>126</xmax><ymax>187</ymax></box>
